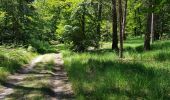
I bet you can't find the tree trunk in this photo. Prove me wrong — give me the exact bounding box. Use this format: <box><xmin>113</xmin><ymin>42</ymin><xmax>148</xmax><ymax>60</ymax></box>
<box><xmin>96</xmin><ymin>2</ymin><xmax>102</xmax><ymax>48</ymax></box>
<box><xmin>150</xmin><ymin>4</ymin><xmax>154</xmax><ymax>44</ymax></box>
<box><xmin>154</xmin><ymin>14</ymin><xmax>160</xmax><ymax>40</ymax></box>
<box><xmin>134</xmin><ymin>27</ymin><xmax>137</xmax><ymax>36</ymax></box>
<box><xmin>144</xmin><ymin>0</ymin><xmax>152</xmax><ymax>51</ymax></box>
<box><xmin>112</xmin><ymin>0</ymin><xmax>118</xmax><ymax>50</ymax></box>
<box><xmin>82</xmin><ymin>4</ymin><xmax>85</xmax><ymax>37</ymax></box>
<box><xmin>80</xmin><ymin>2</ymin><xmax>86</xmax><ymax>51</ymax></box>
<box><xmin>122</xmin><ymin>0</ymin><xmax>128</xmax><ymax>41</ymax></box>
<box><xmin>118</xmin><ymin>0</ymin><xmax>123</xmax><ymax>58</ymax></box>
<box><xmin>137</xmin><ymin>8</ymin><xmax>142</xmax><ymax>37</ymax></box>
<box><xmin>134</xmin><ymin>8</ymin><xmax>137</xmax><ymax>37</ymax></box>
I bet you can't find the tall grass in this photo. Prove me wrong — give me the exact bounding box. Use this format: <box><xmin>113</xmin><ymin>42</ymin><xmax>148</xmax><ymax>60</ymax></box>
<box><xmin>62</xmin><ymin>39</ymin><xmax>170</xmax><ymax>100</ymax></box>
<box><xmin>0</xmin><ymin>46</ymin><xmax>36</xmax><ymax>80</ymax></box>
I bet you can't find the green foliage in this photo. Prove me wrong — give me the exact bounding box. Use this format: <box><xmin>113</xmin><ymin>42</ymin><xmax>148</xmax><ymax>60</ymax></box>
<box><xmin>63</xmin><ymin>25</ymin><xmax>87</xmax><ymax>51</ymax></box>
<box><xmin>0</xmin><ymin>11</ymin><xmax>5</xmax><ymax>22</ymax></box>
<box><xmin>60</xmin><ymin>1</ymin><xmax>102</xmax><ymax>51</ymax></box>
<box><xmin>0</xmin><ymin>68</ymin><xmax>9</xmax><ymax>81</ymax></box>
<box><xmin>30</xmin><ymin>39</ymin><xmax>57</xmax><ymax>54</ymax></box>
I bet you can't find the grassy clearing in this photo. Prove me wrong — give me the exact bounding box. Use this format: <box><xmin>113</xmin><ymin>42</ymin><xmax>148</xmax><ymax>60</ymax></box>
<box><xmin>62</xmin><ymin>38</ymin><xmax>170</xmax><ymax>100</ymax></box>
<box><xmin>0</xmin><ymin>46</ymin><xmax>37</xmax><ymax>80</ymax></box>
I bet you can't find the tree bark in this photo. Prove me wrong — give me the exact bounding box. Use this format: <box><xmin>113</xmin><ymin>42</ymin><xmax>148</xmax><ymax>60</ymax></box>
<box><xmin>144</xmin><ymin>0</ymin><xmax>152</xmax><ymax>51</ymax></box>
<box><xmin>122</xmin><ymin>0</ymin><xmax>128</xmax><ymax>41</ymax></box>
<box><xmin>154</xmin><ymin>14</ymin><xmax>160</xmax><ymax>40</ymax></box>
<box><xmin>118</xmin><ymin>0</ymin><xmax>123</xmax><ymax>58</ymax></box>
<box><xmin>150</xmin><ymin>3</ymin><xmax>154</xmax><ymax>44</ymax></box>
<box><xmin>137</xmin><ymin>8</ymin><xmax>142</xmax><ymax>37</ymax></box>
<box><xmin>112</xmin><ymin>0</ymin><xmax>118</xmax><ymax>50</ymax></box>
<box><xmin>82</xmin><ymin>4</ymin><xmax>85</xmax><ymax>37</ymax></box>
<box><xmin>96</xmin><ymin>2</ymin><xmax>102</xmax><ymax>48</ymax></box>
<box><xmin>80</xmin><ymin>2</ymin><xmax>86</xmax><ymax>51</ymax></box>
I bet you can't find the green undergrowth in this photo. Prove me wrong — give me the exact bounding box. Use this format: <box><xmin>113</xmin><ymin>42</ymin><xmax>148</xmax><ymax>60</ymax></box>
<box><xmin>0</xmin><ymin>46</ymin><xmax>37</xmax><ymax>80</ymax></box>
<box><xmin>62</xmin><ymin>38</ymin><xmax>170</xmax><ymax>100</ymax></box>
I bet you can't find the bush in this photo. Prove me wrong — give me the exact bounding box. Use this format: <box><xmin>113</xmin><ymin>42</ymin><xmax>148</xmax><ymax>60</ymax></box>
<box><xmin>62</xmin><ymin>25</ymin><xmax>100</xmax><ymax>52</ymax></box>
<box><xmin>62</xmin><ymin>25</ymin><xmax>87</xmax><ymax>51</ymax></box>
<box><xmin>30</xmin><ymin>39</ymin><xmax>56</xmax><ymax>53</ymax></box>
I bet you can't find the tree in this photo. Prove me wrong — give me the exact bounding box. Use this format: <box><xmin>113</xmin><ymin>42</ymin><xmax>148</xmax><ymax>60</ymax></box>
<box><xmin>111</xmin><ymin>0</ymin><xmax>118</xmax><ymax>50</ymax></box>
<box><xmin>97</xmin><ymin>0</ymin><xmax>102</xmax><ymax>47</ymax></box>
<box><xmin>122</xmin><ymin>0</ymin><xmax>128</xmax><ymax>42</ymax></box>
<box><xmin>150</xmin><ymin>0</ymin><xmax>154</xmax><ymax>44</ymax></box>
<box><xmin>118</xmin><ymin>0</ymin><xmax>123</xmax><ymax>58</ymax></box>
<box><xmin>144</xmin><ymin>0</ymin><xmax>152</xmax><ymax>51</ymax></box>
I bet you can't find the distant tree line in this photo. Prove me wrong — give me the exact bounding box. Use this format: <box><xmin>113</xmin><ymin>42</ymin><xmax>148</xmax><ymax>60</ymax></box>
<box><xmin>0</xmin><ymin>0</ymin><xmax>169</xmax><ymax>55</ymax></box>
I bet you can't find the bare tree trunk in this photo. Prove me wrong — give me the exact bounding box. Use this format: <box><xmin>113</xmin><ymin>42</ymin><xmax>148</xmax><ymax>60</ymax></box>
<box><xmin>150</xmin><ymin>4</ymin><xmax>154</xmax><ymax>44</ymax></box>
<box><xmin>144</xmin><ymin>0</ymin><xmax>152</xmax><ymax>51</ymax></box>
<box><xmin>155</xmin><ymin>14</ymin><xmax>161</xmax><ymax>40</ymax></box>
<box><xmin>112</xmin><ymin>0</ymin><xmax>118</xmax><ymax>50</ymax></box>
<box><xmin>118</xmin><ymin>0</ymin><xmax>123</xmax><ymax>58</ymax></box>
<box><xmin>82</xmin><ymin>4</ymin><xmax>85</xmax><ymax>37</ymax></box>
<box><xmin>122</xmin><ymin>0</ymin><xmax>128</xmax><ymax>41</ymax></box>
<box><xmin>134</xmin><ymin>9</ymin><xmax>137</xmax><ymax>36</ymax></box>
<box><xmin>137</xmin><ymin>8</ymin><xmax>142</xmax><ymax>38</ymax></box>
<box><xmin>80</xmin><ymin>2</ymin><xmax>86</xmax><ymax>51</ymax></box>
<box><xmin>96</xmin><ymin>1</ymin><xmax>102</xmax><ymax>48</ymax></box>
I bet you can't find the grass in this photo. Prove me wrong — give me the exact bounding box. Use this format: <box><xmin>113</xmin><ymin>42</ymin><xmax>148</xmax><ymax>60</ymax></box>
<box><xmin>0</xmin><ymin>46</ymin><xmax>37</xmax><ymax>80</ymax></box>
<box><xmin>0</xmin><ymin>38</ymin><xmax>169</xmax><ymax>99</ymax></box>
<box><xmin>0</xmin><ymin>54</ymin><xmax>57</xmax><ymax>100</ymax></box>
<box><xmin>34</xmin><ymin>54</ymin><xmax>56</xmax><ymax>71</ymax></box>
<box><xmin>62</xmin><ymin>38</ymin><xmax>170</xmax><ymax>100</ymax></box>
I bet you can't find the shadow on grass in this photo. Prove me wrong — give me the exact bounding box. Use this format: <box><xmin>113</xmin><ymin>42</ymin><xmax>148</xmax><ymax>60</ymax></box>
<box><xmin>154</xmin><ymin>52</ymin><xmax>170</xmax><ymax>61</ymax></box>
<box><xmin>124</xmin><ymin>40</ymin><xmax>170</xmax><ymax>53</ymax></box>
<box><xmin>87</xmin><ymin>49</ymin><xmax>117</xmax><ymax>55</ymax></box>
<box><xmin>0</xmin><ymin>75</ymin><xmax>74</xmax><ymax>99</ymax></box>
<box><xmin>124</xmin><ymin>38</ymin><xmax>143</xmax><ymax>44</ymax></box>
<box><xmin>67</xmin><ymin>58</ymin><xmax>170</xmax><ymax>99</ymax></box>
<box><xmin>151</xmin><ymin>41</ymin><xmax>170</xmax><ymax>50</ymax></box>
<box><xmin>0</xmin><ymin>80</ymin><xmax>56</xmax><ymax>97</ymax></box>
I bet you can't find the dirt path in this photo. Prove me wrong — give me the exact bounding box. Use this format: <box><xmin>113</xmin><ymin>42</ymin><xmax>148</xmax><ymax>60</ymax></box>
<box><xmin>0</xmin><ymin>53</ymin><xmax>74</xmax><ymax>100</ymax></box>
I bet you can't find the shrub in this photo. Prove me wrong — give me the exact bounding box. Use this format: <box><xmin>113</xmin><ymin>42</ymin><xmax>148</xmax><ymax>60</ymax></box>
<box><xmin>30</xmin><ymin>39</ymin><xmax>56</xmax><ymax>53</ymax></box>
<box><xmin>62</xmin><ymin>25</ymin><xmax>100</xmax><ymax>52</ymax></box>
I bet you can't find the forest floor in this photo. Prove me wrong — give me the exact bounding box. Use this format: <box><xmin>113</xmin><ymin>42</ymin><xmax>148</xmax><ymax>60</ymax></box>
<box><xmin>0</xmin><ymin>53</ymin><xmax>74</xmax><ymax>100</ymax></box>
<box><xmin>62</xmin><ymin>38</ymin><xmax>170</xmax><ymax>99</ymax></box>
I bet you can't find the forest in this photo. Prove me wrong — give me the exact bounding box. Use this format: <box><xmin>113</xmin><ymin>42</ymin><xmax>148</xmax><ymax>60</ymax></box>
<box><xmin>0</xmin><ymin>0</ymin><xmax>170</xmax><ymax>99</ymax></box>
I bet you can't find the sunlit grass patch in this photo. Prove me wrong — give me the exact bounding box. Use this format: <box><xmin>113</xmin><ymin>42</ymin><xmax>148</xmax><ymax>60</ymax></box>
<box><xmin>0</xmin><ymin>68</ymin><xmax>9</xmax><ymax>81</ymax></box>
<box><xmin>154</xmin><ymin>51</ymin><xmax>170</xmax><ymax>61</ymax></box>
<box><xmin>62</xmin><ymin>39</ymin><xmax>170</xmax><ymax>99</ymax></box>
<box><xmin>0</xmin><ymin>46</ymin><xmax>36</xmax><ymax>81</ymax></box>
<box><xmin>33</xmin><ymin>53</ymin><xmax>57</xmax><ymax>71</ymax></box>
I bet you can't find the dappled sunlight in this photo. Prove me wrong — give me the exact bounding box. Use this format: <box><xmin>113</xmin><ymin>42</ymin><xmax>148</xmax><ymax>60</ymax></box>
<box><xmin>0</xmin><ymin>0</ymin><xmax>169</xmax><ymax>99</ymax></box>
<box><xmin>65</xmin><ymin>56</ymin><xmax>170</xmax><ymax>99</ymax></box>
<box><xmin>0</xmin><ymin>53</ymin><xmax>74</xmax><ymax>99</ymax></box>
<box><xmin>63</xmin><ymin>40</ymin><xmax>170</xmax><ymax>99</ymax></box>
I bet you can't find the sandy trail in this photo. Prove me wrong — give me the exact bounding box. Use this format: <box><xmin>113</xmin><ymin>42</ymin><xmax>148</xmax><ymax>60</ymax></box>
<box><xmin>0</xmin><ymin>53</ymin><xmax>74</xmax><ymax>100</ymax></box>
